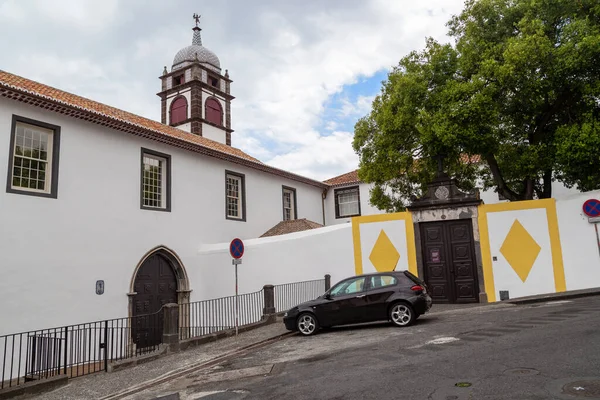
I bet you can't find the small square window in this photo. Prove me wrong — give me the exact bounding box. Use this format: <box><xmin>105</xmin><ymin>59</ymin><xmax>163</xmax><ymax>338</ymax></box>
<box><xmin>282</xmin><ymin>186</ymin><xmax>297</xmax><ymax>221</ymax></box>
<box><xmin>6</xmin><ymin>116</ymin><xmax>61</xmax><ymax>199</ymax></box>
<box><xmin>140</xmin><ymin>148</ymin><xmax>171</xmax><ymax>212</ymax></box>
<box><xmin>210</xmin><ymin>76</ymin><xmax>219</xmax><ymax>87</ymax></box>
<box><xmin>173</xmin><ymin>75</ymin><xmax>184</xmax><ymax>86</ymax></box>
<box><xmin>226</xmin><ymin>171</ymin><xmax>245</xmax><ymax>221</ymax></box>
<box><xmin>335</xmin><ymin>186</ymin><xmax>361</xmax><ymax>218</ymax></box>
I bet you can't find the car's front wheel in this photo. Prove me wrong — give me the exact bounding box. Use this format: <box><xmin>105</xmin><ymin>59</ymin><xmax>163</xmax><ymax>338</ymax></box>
<box><xmin>297</xmin><ymin>312</ymin><xmax>319</xmax><ymax>336</ymax></box>
<box><xmin>389</xmin><ymin>302</ymin><xmax>416</xmax><ymax>327</ymax></box>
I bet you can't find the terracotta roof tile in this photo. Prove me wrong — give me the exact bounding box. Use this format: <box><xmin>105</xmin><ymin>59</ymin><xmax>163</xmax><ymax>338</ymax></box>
<box><xmin>0</xmin><ymin>70</ymin><xmax>327</xmax><ymax>188</ymax></box>
<box><xmin>323</xmin><ymin>169</ymin><xmax>361</xmax><ymax>187</ymax></box>
<box><xmin>0</xmin><ymin>70</ymin><xmax>260</xmax><ymax>162</ymax></box>
<box><xmin>260</xmin><ymin>218</ymin><xmax>324</xmax><ymax>238</ymax></box>
<box><xmin>326</xmin><ymin>154</ymin><xmax>483</xmax><ymax>187</ymax></box>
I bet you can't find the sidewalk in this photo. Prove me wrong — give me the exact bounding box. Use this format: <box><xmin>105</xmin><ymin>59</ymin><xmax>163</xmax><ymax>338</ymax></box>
<box><xmin>36</xmin><ymin>319</ymin><xmax>291</xmax><ymax>400</ymax></box>
<box><xmin>505</xmin><ymin>287</ymin><xmax>600</xmax><ymax>305</ymax></box>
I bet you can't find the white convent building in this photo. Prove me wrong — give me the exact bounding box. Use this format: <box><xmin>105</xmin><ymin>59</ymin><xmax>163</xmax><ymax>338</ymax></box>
<box><xmin>0</xmin><ymin>19</ymin><xmax>580</xmax><ymax>336</ymax></box>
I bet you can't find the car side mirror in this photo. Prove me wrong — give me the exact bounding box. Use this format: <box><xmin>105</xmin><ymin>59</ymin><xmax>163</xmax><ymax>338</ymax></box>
<box><xmin>324</xmin><ymin>293</ymin><xmax>332</xmax><ymax>300</ymax></box>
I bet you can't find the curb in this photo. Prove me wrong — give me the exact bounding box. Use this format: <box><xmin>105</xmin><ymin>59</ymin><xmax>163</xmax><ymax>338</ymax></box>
<box><xmin>505</xmin><ymin>289</ymin><xmax>600</xmax><ymax>305</ymax></box>
<box><xmin>100</xmin><ymin>330</ymin><xmax>295</xmax><ymax>400</ymax></box>
<box><xmin>426</xmin><ymin>302</ymin><xmax>515</xmax><ymax>316</ymax></box>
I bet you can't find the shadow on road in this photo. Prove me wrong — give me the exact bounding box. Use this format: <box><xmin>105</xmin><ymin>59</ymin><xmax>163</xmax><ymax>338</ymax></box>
<box><xmin>313</xmin><ymin>316</ymin><xmax>441</xmax><ymax>335</ymax></box>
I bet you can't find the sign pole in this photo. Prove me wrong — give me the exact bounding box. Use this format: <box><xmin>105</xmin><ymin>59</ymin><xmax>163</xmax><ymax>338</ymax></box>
<box><xmin>235</xmin><ymin>260</ymin><xmax>239</xmax><ymax>336</ymax></box>
<box><xmin>595</xmin><ymin>223</ymin><xmax>600</xmax><ymax>258</ymax></box>
<box><xmin>229</xmin><ymin>238</ymin><xmax>244</xmax><ymax>337</ymax></box>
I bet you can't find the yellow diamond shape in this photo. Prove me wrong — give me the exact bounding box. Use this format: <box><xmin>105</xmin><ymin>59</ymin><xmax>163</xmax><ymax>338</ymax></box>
<box><xmin>500</xmin><ymin>219</ymin><xmax>541</xmax><ymax>282</ymax></box>
<box><xmin>369</xmin><ymin>230</ymin><xmax>400</xmax><ymax>272</ymax></box>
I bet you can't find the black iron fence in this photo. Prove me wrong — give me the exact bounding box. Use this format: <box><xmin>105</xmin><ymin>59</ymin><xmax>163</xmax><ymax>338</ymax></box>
<box><xmin>1</xmin><ymin>276</ymin><xmax>329</xmax><ymax>390</ymax></box>
<box><xmin>179</xmin><ymin>289</ymin><xmax>264</xmax><ymax>340</ymax></box>
<box><xmin>274</xmin><ymin>278</ymin><xmax>327</xmax><ymax>313</ymax></box>
<box><xmin>0</xmin><ymin>309</ymin><xmax>163</xmax><ymax>390</ymax></box>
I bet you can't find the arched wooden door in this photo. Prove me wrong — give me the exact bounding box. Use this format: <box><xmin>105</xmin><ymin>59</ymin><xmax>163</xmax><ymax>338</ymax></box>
<box><xmin>132</xmin><ymin>253</ymin><xmax>178</xmax><ymax>348</ymax></box>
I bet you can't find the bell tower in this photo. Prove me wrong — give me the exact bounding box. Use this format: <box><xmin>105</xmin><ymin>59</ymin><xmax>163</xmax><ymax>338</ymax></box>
<box><xmin>157</xmin><ymin>14</ymin><xmax>234</xmax><ymax>145</ymax></box>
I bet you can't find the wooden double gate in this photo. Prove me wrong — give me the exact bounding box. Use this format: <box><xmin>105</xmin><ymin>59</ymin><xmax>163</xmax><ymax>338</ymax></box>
<box><xmin>420</xmin><ymin>219</ymin><xmax>480</xmax><ymax>303</ymax></box>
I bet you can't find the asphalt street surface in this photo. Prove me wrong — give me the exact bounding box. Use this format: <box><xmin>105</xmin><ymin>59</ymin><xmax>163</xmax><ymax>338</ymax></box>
<box><xmin>124</xmin><ymin>297</ymin><xmax>600</xmax><ymax>399</ymax></box>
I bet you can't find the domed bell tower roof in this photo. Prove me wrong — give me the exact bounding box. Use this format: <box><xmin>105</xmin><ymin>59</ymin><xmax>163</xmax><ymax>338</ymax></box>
<box><xmin>172</xmin><ymin>14</ymin><xmax>221</xmax><ymax>73</ymax></box>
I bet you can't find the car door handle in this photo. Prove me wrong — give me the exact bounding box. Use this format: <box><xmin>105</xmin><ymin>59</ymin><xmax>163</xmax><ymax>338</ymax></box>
<box><xmin>356</xmin><ymin>294</ymin><xmax>365</xmax><ymax>298</ymax></box>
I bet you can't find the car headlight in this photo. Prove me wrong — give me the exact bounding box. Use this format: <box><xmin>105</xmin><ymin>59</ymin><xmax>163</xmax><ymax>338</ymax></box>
<box><xmin>284</xmin><ymin>307</ymin><xmax>299</xmax><ymax>317</ymax></box>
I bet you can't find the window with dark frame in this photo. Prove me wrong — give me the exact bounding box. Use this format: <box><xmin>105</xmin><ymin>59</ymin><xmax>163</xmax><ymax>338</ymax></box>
<box><xmin>170</xmin><ymin>96</ymin><xmax>188</xmax><ymax>125</ymax></box>
<box><xmin>6</xmin><ymin>115</ymin><xmax>61</xmax><ymax>199</ymax></box>
<box><xmin>173</xmin><ymin>74</ymin><xmax>184</xmax><ymax>86</ymax></box>
<box><xmin>226</xmin><ymin>171</ymin><xmax>245</xmax><ymax>221</ymax></box>
<box><xmin>282</xmin><ymin>186</ymin><xmax>297</xmax><ymax>221</ymax></box>
<box><xmin>334</xmin><ymin>185</ymin><xmax>361</xmax><ymax>218</ymax></box>
<box><xmin>209</xmin><ymin>76</ymin><xmax>219</xmax><ymax>87</ymax></box>
<box><xmin>141</xmin><ymin>148</ymin><xmax>171</xmax><ymax>212</ymax></box>
<box><xmin>205</xmin><ymin>98</ymin><xmax>223</xmax><ymax>126</ymax></box>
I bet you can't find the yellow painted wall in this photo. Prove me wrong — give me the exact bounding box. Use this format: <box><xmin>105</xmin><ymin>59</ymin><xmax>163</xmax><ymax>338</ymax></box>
<box><xmin>351</xmin><ymin>213</ymin><xmax>418</xmax><ymax>277</ymax></box>
<box><xmin>478</xmin><ymin>199</ymin><xmax>566</xmax><ymax>302</ymax></box>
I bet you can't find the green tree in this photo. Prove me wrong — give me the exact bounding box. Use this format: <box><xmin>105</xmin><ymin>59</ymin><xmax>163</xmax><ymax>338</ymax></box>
<box><xmin>353</xmin><ymin>0</ymin><xmax>600</xmax><ymax>210</ymax></box>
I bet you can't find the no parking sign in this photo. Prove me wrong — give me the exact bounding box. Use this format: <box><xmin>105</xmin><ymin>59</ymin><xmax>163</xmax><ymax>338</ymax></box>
<box><xmin>583</xmin><ymin>199</ymin><xmax>600</xmax><ymax>258</ymax></box>
<box><xmin>583</xmin><ymin>199</ymin><xmax>600</xmax><ymax>220</ymax></box>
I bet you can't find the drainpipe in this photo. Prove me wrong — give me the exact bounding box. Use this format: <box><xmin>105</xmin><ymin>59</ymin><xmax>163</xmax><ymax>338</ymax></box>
<box><xmin>321</xmin><ymin>189</ymin><xmax>328</xmax><ymax>226</ymax></box>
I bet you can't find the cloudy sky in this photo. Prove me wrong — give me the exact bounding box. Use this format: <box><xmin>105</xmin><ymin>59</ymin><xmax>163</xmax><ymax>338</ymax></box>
<box><xmin>0</xmin><ymin>0</ymin><xmax>465</xmax><ymax>181</ymax></box>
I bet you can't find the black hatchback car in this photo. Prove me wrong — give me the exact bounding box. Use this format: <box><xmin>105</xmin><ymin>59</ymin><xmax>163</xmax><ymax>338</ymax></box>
<box><xmin>283</xmin><ymin>270</ymin><xmax>432</xmax><ymax>336</ymax></box>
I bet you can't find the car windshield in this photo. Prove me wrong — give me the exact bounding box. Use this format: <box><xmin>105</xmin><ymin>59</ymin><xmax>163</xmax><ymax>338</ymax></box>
<box><xmin>330</xmin><ymin>277</ymin><xmax>365</xmax><ymax>297</ymax></box>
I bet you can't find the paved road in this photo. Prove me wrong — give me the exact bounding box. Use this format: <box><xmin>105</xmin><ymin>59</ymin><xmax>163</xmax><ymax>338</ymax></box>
<box><xmin>124</xmin><ymin>297</ymin><xmax>600</xmax><ymax>400</ymax></box>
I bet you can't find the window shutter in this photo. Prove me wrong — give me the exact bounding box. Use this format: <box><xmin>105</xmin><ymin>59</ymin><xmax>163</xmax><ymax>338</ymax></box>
<box><xmin>205</xmin><ymin>98</ymin><xmax>223</xmax><ymax>126</ymax></box>
<box><xmin>170</xmin><ymin>97</ymin><xmax>188</xmax><ymax>124</ymax></box>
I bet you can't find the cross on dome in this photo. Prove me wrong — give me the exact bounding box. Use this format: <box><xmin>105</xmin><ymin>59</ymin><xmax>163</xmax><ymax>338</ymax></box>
<box><xmin>171</xmin><ymin>14</ymin><xmax>220</xmax><ymax>72</ymax></box>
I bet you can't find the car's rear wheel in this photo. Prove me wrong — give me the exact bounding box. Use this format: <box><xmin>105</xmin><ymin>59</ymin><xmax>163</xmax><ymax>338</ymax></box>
<box><xmin>297</xmin><ymin>312</ymin><xmax>319</xmax><ymax>336</ymax></box>
<box><xmin>389</xmin><ymin>302</ymin><xmax>415</xmax><ymax>327</ymax></box>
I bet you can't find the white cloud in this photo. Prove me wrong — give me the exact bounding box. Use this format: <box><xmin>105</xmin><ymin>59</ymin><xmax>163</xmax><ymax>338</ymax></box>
<box><xmin>0</xmin><ymin>0</ymin><xmax>122</xmax><ymax>30</ymax></box>
<box><xmin>266</xmin><ymin>131</ymin><xmax>359</xmax><ymax>181</ymax></box>
<box><xmin>339</xmin><ymin>95</ymin><xmax>377</xmax><ymax>118</ymax></box>
<box><xmin>0</xmin><ymin>0</ymin><xmax>466</xmax><ymax>181</ymax></box>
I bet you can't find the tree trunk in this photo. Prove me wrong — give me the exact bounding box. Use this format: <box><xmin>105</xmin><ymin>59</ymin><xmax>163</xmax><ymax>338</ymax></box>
<box><xmin>524</xmin><ymin>178</ymin><xmax>535</xmax><ymax>200</ymax></box>
<box><xmin>541</xmin><ymin>170</ymin><xmax>552</xmax><ymax>198</ymax></box>
<box><xmin>485</xmin><ymin>153</ymin><xmax>520</xmax><ymax>201</ymax></box>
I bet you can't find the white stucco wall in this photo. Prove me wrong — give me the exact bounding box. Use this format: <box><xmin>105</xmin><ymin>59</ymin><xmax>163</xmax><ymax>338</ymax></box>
<box><xmin>479</xmin><ymin>181</ymin><xmax>581</xmax><ymax>205</ymax></box>
<box><xmin>0</xmin><ymin>98</ymin><xmax>324</xmax><ymax>335</ymax></box>
<box><xmin>482</xmin><ymin>191</ymin><xmax>600</xmax><ymax>301</ymax></box>
<box><xmin>203</xmin><ymin>124</ymin><xmax>226</xmax><ymax>144</ymax></box>
<box><xmin>325</xmin><ymin>182</ymin><xmax>385</xmax><ymax>225</ymax></box>
<box><xmin>194</xmin><ymin>224</ymin><xmax>354</xmax><ymax>301</ymax></box>
<box><xmin>556</xmin><ymin>190</ymin><xmax>600</xmax><ymax>290</ymax></box>
<box><xmin>485</xmin><ymin>207</ymin><xmax>557</xmax><ymax>299</ymax></box>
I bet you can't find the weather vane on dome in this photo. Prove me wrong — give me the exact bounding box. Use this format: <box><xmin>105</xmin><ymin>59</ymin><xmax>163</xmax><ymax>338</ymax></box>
<box><xmin>193</xmin><ymin>13</ymin><xmax>201</xmax><ymax>28</ymax></box>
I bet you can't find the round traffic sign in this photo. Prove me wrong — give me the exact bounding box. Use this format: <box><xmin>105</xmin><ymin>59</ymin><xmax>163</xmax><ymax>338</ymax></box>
<box><xmin>229</xmin><ymin>238</ymin><xmax>244</xmax><ymax>259</ymax></box>
<box><xmin>583</xmin><ymin>199</ymin><xmax>600</xmax><ymax>218</ymax></box>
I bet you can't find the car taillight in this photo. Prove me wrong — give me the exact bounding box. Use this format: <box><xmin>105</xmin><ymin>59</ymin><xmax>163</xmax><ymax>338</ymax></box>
<box><xmin>411</xmin><ymin>285</ymin><xmax>424</xmax><ymax>292</ymax></box>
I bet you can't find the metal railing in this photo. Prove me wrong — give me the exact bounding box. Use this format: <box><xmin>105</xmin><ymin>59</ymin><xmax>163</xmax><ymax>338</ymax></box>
<box><xmin>274</xmin><ymin>278</ymin><xmax>326</xmax><ymax>313</ymax></box>
<box><xmin>179</xmin><ymin>289</ymin><xmax>264</xmax><ymax>340</ymax></box>
<box><xmin>1</xmin><ymin>276</ymin><xmax>329</xmax><ymax>390</ymax></box>
<box><xmin>0</xmin><ymin>309</ymin><xmax>163</xmax><ymax>390</ymax></box>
